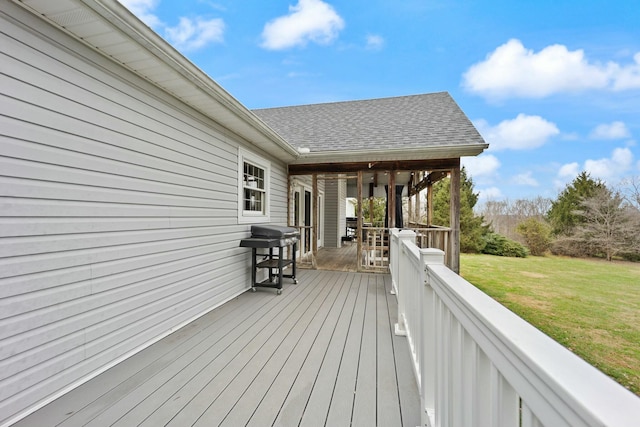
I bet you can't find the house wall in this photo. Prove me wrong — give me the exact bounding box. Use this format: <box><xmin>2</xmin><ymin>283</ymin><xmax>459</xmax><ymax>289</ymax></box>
<box><xmin>0</xmin><ymin>3</ymin><xmax>288</xmax><ymax>424</ymax></box>
<box><xmin>323</xmin><ymin>179</ymin><xmax>346</xmax><ymax>248</ymax></box>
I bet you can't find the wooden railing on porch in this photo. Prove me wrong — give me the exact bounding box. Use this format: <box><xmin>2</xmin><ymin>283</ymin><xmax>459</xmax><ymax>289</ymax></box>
<box><xmin>390</xmin><ymin>229</ymin><xmax>640</xmax><ymax>427</ymax></box>
<box><xmin>360</xmin><ymin>226</ymin><xmax>389</xmax><ymax>271</ymax></box>
<box><xmin>361</xmin><ymin>225</ymin><xmax>452</xmax><ymax>271</ymax></box>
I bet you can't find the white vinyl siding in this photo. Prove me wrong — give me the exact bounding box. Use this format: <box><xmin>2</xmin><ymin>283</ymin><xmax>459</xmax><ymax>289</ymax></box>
<box><xmin>0</xmin><ymin>3</ymin><xmax>287</xmax><ymax>425</ymax></box>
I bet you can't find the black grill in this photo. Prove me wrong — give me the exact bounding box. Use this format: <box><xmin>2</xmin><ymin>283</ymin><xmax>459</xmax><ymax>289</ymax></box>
<box><xmin>240</xmin><ymin>225</ymin><xmax>299</xmax><ymax>294</ymax></box>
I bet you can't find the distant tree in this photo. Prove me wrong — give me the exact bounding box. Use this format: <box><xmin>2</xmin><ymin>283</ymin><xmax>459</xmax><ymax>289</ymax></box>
<box><xmin>621</xmin><ymin>175</ymin><xmax>640</xmax><ymax>209</ymax></box>
<box><xmin>516</xmin><ymin>218</ymin><xmax>552</xmax><ymax>256</ymax></box>
<box><xmin>359</xmin><ymin>197</ymin><xmax>386</xmax><ymax>226</ymax></box>
<box><xmin>431</xmin><ymin>167</ymin><xmax>488</xmax><ymax>253</ymax></box>
<box><xmin>548</xmin><ymin>171</ymin><xmax>606</xmax><ymax>236</ymax></box>
<box><xmin>572</xmin><ymin>187</ymin><xmax>638</xmax><ymax>261</ymax></box>
<box><xmin>481</xmin><ymin>197</ymin><xmax>552</xmax><ymax>242</ymax></box>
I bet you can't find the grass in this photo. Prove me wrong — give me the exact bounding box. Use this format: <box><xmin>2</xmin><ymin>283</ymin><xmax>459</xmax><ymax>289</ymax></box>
<box><xmin>459</xmin><ymin>253</ymin><xmax>640</xmax><ymax>395</ymax></box>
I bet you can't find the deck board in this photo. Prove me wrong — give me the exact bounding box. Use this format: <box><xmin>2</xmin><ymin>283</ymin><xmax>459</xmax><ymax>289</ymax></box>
<box><xmin>377</xmin><ymin>274</ymin><xmax>404</xmax><ymax>426</ymax></box>
<box><xmin>15</xmin><ymin>270</ymin><xmax>419</xmax><ymax>427</ymax></box>
<box><xmin>351</xmin><ymin>274</ymin><xmax>378</xmax><ymax>426</ymax></box>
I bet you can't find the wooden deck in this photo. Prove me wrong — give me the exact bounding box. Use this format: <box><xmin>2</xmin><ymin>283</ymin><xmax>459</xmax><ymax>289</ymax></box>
<box><xmin>316</xmin><ymin>243</ymin><xmax>358</xmax><ymax>271</ymax></box>
<box><xmin>15</xmin><ymin>270</ymin><xmax>420</xmax><ymax>427</ymax></box>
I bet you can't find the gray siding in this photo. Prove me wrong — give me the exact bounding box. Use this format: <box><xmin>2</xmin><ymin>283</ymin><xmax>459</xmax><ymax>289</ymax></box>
<box><xmin>0</xmin><ymin>3</ymin><xmax>287</xmax><ymax>425</ymax></box>
<box><xmin>338</xmin><ymin>180</ymin><xmax>347</xmax><ymax>244</ymax></box>
<box><xmin>324</xmin><ymin>179</ymin><xmax>346</xmax><ymax>248</ymax></box>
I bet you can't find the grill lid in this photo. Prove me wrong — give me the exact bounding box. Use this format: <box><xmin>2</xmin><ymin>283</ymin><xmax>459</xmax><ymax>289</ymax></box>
<box><xmin>251</xmin><ymin>225</ymin><xmax>299</xmax><ymax>239</ymax></box>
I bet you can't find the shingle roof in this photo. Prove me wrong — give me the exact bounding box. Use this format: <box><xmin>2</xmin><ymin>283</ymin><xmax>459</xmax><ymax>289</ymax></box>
<box><xmin>252</xmin><ymin>92</ymin><xmax>486</xmax><ymax>154</ymax></box>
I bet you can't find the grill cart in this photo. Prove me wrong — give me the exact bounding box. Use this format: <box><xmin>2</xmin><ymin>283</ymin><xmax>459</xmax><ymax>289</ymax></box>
<box><xmin>239</xmin><ymin>225</ymin><xmax>299</xmax><ymax>295</ymax></box>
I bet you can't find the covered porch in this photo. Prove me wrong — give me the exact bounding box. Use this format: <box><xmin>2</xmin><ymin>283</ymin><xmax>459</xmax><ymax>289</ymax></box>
<box><xmin>253</xmin><ymin>93</ymin><xmax>488</xmax><ymax>276</ymax></box>
<box><xmin>289</xmin><ymin>160</ymin><xmax>459</xmax><ymax>274</ymax></box>
<box><xmin>14</xmin><ymin>269</ymin><xmax>420</xmax><ymax>427</ymax></box>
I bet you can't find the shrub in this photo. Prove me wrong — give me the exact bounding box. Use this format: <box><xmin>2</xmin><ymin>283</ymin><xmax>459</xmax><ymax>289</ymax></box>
<box><xmin>516</xmin><ymin>218</ymin><xmax>552</xmax><ymax>256</ymax></box>
<box><xmin>551</xmin><ymin>237</ymin><xmax>599</xmax><ymax>258</ymax></box>
<box><xmin>482</xmin><ymin>232</ymin><xmax>528</xmax><ymax>258</ymax></box>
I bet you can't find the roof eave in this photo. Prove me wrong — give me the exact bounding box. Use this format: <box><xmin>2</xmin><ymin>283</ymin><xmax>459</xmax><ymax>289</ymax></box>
<box><xmin>15</xmin><ymin>0</ymin><xmax>299</xmax><ymax>161</ymax></box>
<box><xmin>290</xmin><ymin>143</ymin><xmax>489</xmax><ymax>165</ymax></box>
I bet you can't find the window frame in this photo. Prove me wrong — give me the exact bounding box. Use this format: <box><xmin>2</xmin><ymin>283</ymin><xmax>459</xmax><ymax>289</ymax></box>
<box><xmin>238</xmin><ymin>148</ymin><xmax>271</xmax><ymax>224</ymax></box>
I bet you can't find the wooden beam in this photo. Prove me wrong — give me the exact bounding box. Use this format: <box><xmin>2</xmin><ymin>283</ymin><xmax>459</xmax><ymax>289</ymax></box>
<box><xmin>427</xmin><ymin>184</ymin><xmax>433</xmax><ymax>226</ymax></box>
<box><xmin>368</xmin><ymin>182</ymin><xmax>374</xmax><ymax>224</ymax></box>
<box><xmin>287</xmin><ymin>174</ymin><xmax>292</xmax><ymax>226</ymax></box>
<box><xmin>415</xmin><ymin>185</ymin><xmax>421</xmax><ymax>223</ymax></box>
<box><xmin>312</xmin><ymin>174</ymin><xmax>318</xmax><ymax>269</ymax></box>
<box><xmin>288</xmin><ymin>158</ymin><xmax>461</xmax><ymax>175</ymax></box>
<box><xmin>413</xmin><ymin>170</ymin><xmax>449</xmax><ymax>194</ymax></box>
<box><xmin>389</xmin><ymin>171</ymin><xmax>396</xmax><ymax>229</ymax></box>
<box><xmin>408</xmin><ymin>191</ymin><xmax>413</xmax><ymax>223</ymax></box>
<box><xmin>450</xmin><ymin>166</ymin><xmax>461</xmax><ymax>274</ymax></box>
<box><xmin>357</xmin><ymin>170</ymin><xmax>363</xmax><ymax>272</ymax></box>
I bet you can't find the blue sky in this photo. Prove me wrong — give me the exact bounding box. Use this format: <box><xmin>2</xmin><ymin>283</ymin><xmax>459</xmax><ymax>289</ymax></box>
<box><xmin>119</xmin><ymin>0</ymin><xmax>640</xmax><ymax>203</ymax></box>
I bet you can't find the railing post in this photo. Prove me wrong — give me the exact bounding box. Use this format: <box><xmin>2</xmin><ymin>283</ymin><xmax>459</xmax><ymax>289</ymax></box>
<box><xmin>389</xmin><ymin>228</ymin><xmax>399</xmax><ymax>294</ymax></box>
<box><xmin>420</xmin><ymin>248</ymin><xmax>445</xmax><ymax>427</ymax></box>
<box><xmin>394</xmin><ymin>229</ymin><xmax>416</xmax><ymax>337</ymax></box>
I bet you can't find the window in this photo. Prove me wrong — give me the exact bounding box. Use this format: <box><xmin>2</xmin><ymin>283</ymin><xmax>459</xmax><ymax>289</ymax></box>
<box><xmin>238</xmin><ymin>148</ymin><xmax>270</xmax><ymax>223</ymax></box>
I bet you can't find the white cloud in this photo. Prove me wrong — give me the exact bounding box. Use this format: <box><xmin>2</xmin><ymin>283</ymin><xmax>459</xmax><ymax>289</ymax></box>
<box><xmin>462</xmin><ymin>154</ymin><xmax>501</xmax><ymax>177</ymax></box>
<box><xmin>118</xmin><ymin>0</ymin><xmax>161</xmax><ymax>27</ymax></box>
<box><xmin>165</xmin><ymin>17</ymin><xmax>225</xmax><ymax>51</ymax></box>
<box><xmin>585</xmin><ymin>147</ymin><xmax>634</xmax><ymax>180</ymax></box>
<box><xmin>366</xmin><ymin>34</ymin><xmax>385</xmax><ymax>51</ymax></box>
<box><xmin>463</xmin><ymin>39</ymin><xmax>640</xmax><ymax>99</ymax></box>
<box><xmin>478</xmin><ymin>187</ymin><xmax>503</xmax><ymax>201</ymax></box>
<box><xmin>118</xmin><ymin>0</ymin><xmax>225</xmax><ymax>51</ymax></box>
<box><xmin>612</xmin><ymin>53</ymin><xmax>640</xmax><ymax>90</ymax></box>
<box><xmin>556</xmin><ymin>148</ymin><xmax>635</xmax><ymax>186</ymax></box>
<box><xmin>474</xmin><ymin>114</ymin><xmax>559</xmax><ymax>151</ymax></box>
<box><xmin>554</xmin><ymin>163</ymin><xmax>580</xmax><ymax>191</ymax></box>
<box><xmin>261</xmin><ymin>0</ymin><xmax>345</xmax><ymax>50</ymax></box>
<box><xmin>589</xmin><ymin>121</ymin><xmax>631</xmax><ymax>140</ymax></box>
<box><xmin>558</xmin><ymin>162</ymin><xmax>580</xmax><ymax>178</ymax></box>
<box><xmin>513</xmin><ymin>171</ymin><xmax>539</xmax><ymax>187</ymax></box>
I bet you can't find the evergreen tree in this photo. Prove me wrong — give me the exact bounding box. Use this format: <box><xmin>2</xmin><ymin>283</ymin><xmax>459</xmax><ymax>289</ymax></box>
<box><xmin>547</xmin><ymin>171</ymin><xmax>606</xmax><ymax>236</ymax></box>
<box><xmin>431</xmin><ymin>167</ymin><xmax>488</xmax><ymax>253</ymax></box>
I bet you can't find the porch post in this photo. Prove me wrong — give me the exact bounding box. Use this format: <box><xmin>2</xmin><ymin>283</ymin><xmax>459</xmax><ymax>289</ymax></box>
<box><xmin>450</xmin><ymin>164</ymin><xmax>461</xmax><ymax>273</ymax></box>
<box><xmin>389</xmin><ymin>171</ymin><xmax>396</xmax><ymax>229</ymax></box>
<box><xmin>369</xmin><ymin>182</ymin><xmax>375</xmax><ymax>225</ymax></box>
<box><xmin>415</xmin><ymin>171</ymin><xmax>422</xmax><ymax>223</ymax></box>
<box><xmin>427</xmin><ymin>180</ymin><xmax>433</xmax><ymax>226</ymax></box>
<box><xmin>312</xmin><ymin>173</ymin><xmax>318</xmax><ymax>269</ymax></box>
<box><xmin>287</xmin><ymin>174</ymin><xmax>292</xmax><ymax>226</ymax></box>
<box><xmin>357</xmin><ymin>170</ymin><xmax>363</xmax><ymax>271</ymax></box>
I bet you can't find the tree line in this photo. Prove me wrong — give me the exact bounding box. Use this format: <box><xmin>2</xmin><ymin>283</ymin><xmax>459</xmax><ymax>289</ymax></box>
<box><xmin>431</xmin><ymin>169</ymin><xmax>640</xmax><ymax>261</ymax></box>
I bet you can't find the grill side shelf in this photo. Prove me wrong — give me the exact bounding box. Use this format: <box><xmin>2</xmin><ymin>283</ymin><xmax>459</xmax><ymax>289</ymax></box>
<box><xmin>257</xmin><ymin>258</ymin><xmax>294</xmax><ymax>269</ymax></box>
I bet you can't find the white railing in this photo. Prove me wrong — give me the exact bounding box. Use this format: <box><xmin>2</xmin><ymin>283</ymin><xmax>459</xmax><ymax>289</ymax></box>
<box><xmin>361</xmin><ymin>227</ymin><xmax>389</xmax><ymax>270</ymax></box>
<box><xmin>364</xmin><ymin>226</ymin><xmax>452</xmax><ymax>272</ymax></box>
<box><xmin>390</xmin><ymin>229</ymin><xmax>640</xmax><ymax>427</ymax></box>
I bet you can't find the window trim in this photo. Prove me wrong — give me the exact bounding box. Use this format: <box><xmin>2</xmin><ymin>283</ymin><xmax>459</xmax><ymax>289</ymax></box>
<box><xmin>238</xmin><ymin>148</ymin><xmax>271</xmax><ymax>224</ymax></box>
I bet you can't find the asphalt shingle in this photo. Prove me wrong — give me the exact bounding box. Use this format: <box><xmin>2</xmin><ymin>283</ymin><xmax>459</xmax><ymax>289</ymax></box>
<box><xmin>253</xmin><ymin>92</ymin><xmax>486</xmax><ymax>153</ymax></box>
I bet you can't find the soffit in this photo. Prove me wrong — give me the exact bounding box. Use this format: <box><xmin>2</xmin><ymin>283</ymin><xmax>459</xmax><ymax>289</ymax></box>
<box><xmin>14</xmin><ymin>0</ymin><xmax>299</xmax><ymax>161</ymax></box>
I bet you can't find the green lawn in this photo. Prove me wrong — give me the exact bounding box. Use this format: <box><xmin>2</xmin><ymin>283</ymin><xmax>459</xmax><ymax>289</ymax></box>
<box><xmin>460</xmin><ymin>253</ymin><xmax>640</xmax><ymax>395</ymax></box>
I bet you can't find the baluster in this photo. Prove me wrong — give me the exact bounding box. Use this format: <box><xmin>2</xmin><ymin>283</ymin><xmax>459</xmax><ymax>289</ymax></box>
<box><xmin>521</xmin><ymin>402</ymin><xmax>544</xmax><ymax>427</ymax></box>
